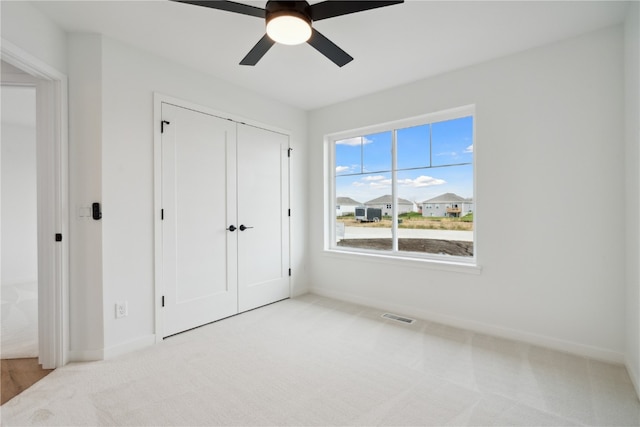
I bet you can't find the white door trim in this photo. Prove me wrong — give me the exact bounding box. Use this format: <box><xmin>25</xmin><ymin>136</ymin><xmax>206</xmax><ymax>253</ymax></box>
<box><xmin>1</xmin><ymin>39</ymin><xmax>69</xmax><ymax>368</ymax></box>
<box><xmin>153</xmin><ymin>93</ymin><xmax>291</xmax><ymax>341</ymax></box>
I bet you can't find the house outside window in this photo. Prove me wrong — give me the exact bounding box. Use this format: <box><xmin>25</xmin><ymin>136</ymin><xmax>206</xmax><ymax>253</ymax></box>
<box><xmin>328</xmin><ymin>105</ymin><xmax>475</xmax><ymax>263</ymax></box>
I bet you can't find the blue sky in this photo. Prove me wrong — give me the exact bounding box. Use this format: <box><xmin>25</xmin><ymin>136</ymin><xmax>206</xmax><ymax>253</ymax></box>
<box><xmin>335</xmin><ymin>116</ymin><xmax>473</xmax><ymax>204</ymax></box>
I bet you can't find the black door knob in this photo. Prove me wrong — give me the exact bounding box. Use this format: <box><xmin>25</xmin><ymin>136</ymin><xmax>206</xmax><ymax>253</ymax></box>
<box><xmin>226</xmin><ymin>225</ymin><xmax>237</xmax><ymax>232</ymax></box>
<box><xmin>239</xmin><ymin>224</ymin><xmax>254</xmax><ymax>231</ymax></box>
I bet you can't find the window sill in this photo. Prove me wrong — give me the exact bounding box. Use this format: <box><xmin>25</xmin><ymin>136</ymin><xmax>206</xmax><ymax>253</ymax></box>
<box><xmin>323</xmin><ymin>248</ymin><xmax>482</xmax><ymax>275</ymax></box>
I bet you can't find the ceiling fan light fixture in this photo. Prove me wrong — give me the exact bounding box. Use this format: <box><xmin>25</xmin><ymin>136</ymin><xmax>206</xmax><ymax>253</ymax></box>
<box><xmin>266</xmin><ymin>12</ymin><xmax>312</xmax><ymax>45</ymax></box>
<box><xmin>172</xmin><ymin>0</ymin><xmax>404</xmax><ymax>66</ymax></box>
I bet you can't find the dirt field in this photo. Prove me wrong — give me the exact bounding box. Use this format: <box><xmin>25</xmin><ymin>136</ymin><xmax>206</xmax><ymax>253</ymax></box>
<box><xmin>338</xmin><ymin>217</ymin><xmax>473</xmax><ymax>231</ymax></box>
<box><xmin>337</xmin><ymin>238</ymin><xmax>473</xmax><ymax>256</ymax></box>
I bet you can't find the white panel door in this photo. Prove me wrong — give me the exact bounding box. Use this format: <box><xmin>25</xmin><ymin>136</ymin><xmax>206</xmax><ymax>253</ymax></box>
<box><xmin>161</xmin><ymin>103</ymin><xmax>238</xmax><ymax>337</ymax></box>
<box><xmin>237</xmin><ymin>124</ymin><xmax>290</xmax><ymax>312</ymax></box>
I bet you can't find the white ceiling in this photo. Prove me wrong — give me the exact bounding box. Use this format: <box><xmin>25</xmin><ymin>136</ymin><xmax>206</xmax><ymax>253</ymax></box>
<box><xmin>32</xmin><ymin>0</ymin><xmax>629</xmax><ymax>111</ymax></box>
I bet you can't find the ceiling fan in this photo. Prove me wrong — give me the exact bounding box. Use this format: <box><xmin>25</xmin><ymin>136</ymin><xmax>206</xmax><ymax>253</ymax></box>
<box><xmin>171</xmin><ymin>0</ymin><xmax>404</xmax><ymax>67</ymax></box>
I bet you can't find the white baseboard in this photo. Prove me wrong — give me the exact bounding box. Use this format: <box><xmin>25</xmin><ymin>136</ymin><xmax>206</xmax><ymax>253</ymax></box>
<box><xmin>67</xmin><ymin>348</ymin><xmax>104</xmax><ymax>362</ymax></box>
<box><xmin>67</xmin><ymin>334</ymin><xmax>156</xmax><ymax>362</ymax></box>
<box><xmin>291</xmin><ymin>284</ymin><xmax>309</xmax><ymax>298</ymax></box>
<box><xmin>310</xmin><ymin>287</ymin><xmax>625</xmax><ymax>365</ymax></box>
<box><xmin>103</xmin><ymin>334</ymin><xmax>156</xmax><ymax>360</ymax></box>
<box><xmin>625</xmin><ymin>355</ymin><xmax>640</xmax><ymax>401</ymax></box>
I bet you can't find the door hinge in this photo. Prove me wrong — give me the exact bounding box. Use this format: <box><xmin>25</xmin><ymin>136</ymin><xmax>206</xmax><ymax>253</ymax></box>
<box><xmin>288</xmin><ymin>148</ymin><xmax>292</xmax><ymax>157</ymax></box>
<box><xmin>55</xmin><ymin>233</ymin><xmax>62</xmax><ymax>242</ymax></box>
<box><xmin>161</xmin><ymin>120</ymin><xmax>170</xmax><ymax>133</ymax></box>
<box><xmin>161</xmin><ymin>209</ymin><xmax>164</xmax><ymax>220</ymax></box>
<box><xmin>288</xmin><ymin>209</ymin><xmax>291</xmax><ymax>217</ymax></box>
<box><xmin>288</xmin><ymin>268</ymin><xmax>292</xmax><ymax>277</ymax></box>
<box><xmin>162</xmin><ymin>296</ymin><xmax>165</xmax><ymax>307</ymax></box>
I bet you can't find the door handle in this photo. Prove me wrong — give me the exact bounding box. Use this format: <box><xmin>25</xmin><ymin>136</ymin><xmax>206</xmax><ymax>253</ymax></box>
<box><xmin>239</xmin><ymin>224</ymin><xmax>253</xmax><ymax>231</ymax></box>
<box><xmin>226</xmin><ymin>225</ymin><xmax>237</xmax><ymax>232</ymax></box>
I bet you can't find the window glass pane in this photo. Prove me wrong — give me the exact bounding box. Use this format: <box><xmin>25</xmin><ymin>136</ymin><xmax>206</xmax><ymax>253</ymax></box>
<box><xmin>431</xmin><ymin>116</ymin><xmax>473</xmax><ymax>167</ymax></box>
<box><xmin>363</xmin><ymin>131</ymin><xmax>392</xmax><ymax>173</ymax></box>
<box><xmin>396</xmin><ymin>165</ymin><xmax>473</xmax><ymax>257</ymax></box>
<box><xmin>397</xmin><ymin>124</ymin><xmax>430</xmax><ymax>170</ymax></box>
<box><xmin>335</xmin><ymin>173</ymin><xmax>392</xmax><ymax>251</ymax></box>
<box><xmin>331</xmin><ymin>108</ymin><xmax>474</xmax><ymax>262</ymax></box>
<box><xmin>335</xmin><ymin>136</ymin><xmax>363</xmax><ymax>175</ymax></box>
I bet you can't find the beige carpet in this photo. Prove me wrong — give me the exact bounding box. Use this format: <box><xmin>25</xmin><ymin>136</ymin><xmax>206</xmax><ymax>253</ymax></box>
<box><xmin>1</xmin><ymin>294</ymin><xmax>639</xmax><ymax>426</ymax></box>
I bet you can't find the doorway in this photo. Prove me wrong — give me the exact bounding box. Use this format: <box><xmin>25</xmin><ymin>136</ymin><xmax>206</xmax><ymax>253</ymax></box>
<box><xmin>1</xmin><ymin>79</ymin><xmax>39</xmax><ymax>359</ymax></box>
<box><xmin>155</xmin><ymin>97</ymin><xmax>290</xmax><ymax>338</ymax></box>
<box><xmin>0</xmin><ymin>61</ymin><xmax>61</xmax><ymax>404</ymax></box>
<box><xmin>0</xmin><ymin>43</ymin><xmax>68</xmax><ymax>374</ymax></box>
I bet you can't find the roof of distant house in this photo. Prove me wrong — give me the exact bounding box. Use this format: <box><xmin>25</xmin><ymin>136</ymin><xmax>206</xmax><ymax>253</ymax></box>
<box><xmin>422</xmin><ymin>193</ymin><xmax>472</xmax><ymax>204</ymax></box>
<box><xmin>365</xmin><ymin>195</ymin><xmax>413</xmax><ymax>205</ymax></box>
<box><xmin>336</xmin><ymin>197</ymin><xmax>362</xmax><ymax>205</ymax></box>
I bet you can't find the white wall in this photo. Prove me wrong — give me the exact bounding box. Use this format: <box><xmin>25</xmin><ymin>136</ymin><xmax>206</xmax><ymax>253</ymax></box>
<box><xmin>0</xmin><ymin>1</ymin><xmax>67</xmax><ymax>74</ymax></box>
<box><xmin>1</xmin><ymin>119</ymin><xmax>37</xmax><ymax>285</ymax></box>
<box><xmin>97</xmin><ymin>36</ymin><xmax>308</xmax><ymax>355</ymax></box>
<box><xmin>67</xmin><ymin>34</ymin><xmax>104</xmax><ymax>357</ymax></box>
<box><xmin>308</xmin><ymin>26</ymin><xmax>626</xmax><ymax>362</ymax></box>
<box><xmin>625</xmin><ymin>2</ymin><xmax>640</xmax><ymax>396</ymax></box>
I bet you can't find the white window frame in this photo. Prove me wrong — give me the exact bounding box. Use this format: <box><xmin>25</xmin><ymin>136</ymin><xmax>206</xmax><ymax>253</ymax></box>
<box><xmin>325</xmin><ymin>105</ymin><xmax>479</xmax><ymax>271</ymax></box>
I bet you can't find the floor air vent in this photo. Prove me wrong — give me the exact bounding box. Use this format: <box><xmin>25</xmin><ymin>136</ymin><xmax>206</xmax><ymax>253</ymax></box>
<box><xmin>381</xmin><ymin>313</ymin><xmax>416</xmax><ymax>324</ymax></box>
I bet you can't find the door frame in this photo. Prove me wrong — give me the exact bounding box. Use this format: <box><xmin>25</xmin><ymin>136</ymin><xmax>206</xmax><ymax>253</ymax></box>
<box><xmin>1</xmin><ymin>39</ymin><xmax>69</xmax><ymax>368</ymax></box>
<box><xmin>153</xmin><ymin>93</ymin><xmax>291</xmax><ymax>342</ymax></box>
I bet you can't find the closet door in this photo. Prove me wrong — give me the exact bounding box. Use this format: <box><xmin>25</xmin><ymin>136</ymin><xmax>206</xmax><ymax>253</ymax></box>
<box><xmin>161</xmin><ymin>103</ymin><xmax>238</xmax><ymax>337</ymax></box>
<box><xmin>236</xmin><ymin>124</ymin><xmax>290</xmax><ymax>312</ymax></box>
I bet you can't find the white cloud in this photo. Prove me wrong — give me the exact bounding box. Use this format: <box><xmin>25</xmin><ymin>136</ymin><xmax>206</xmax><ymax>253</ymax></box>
<box><xmin>336</xmin><ymin>136</ymin><xmax>373</xmax><ymax>146</ymax></box>
<box><xmin>398</xmin><ymin>175</ymin><xmax>446</xmax><ymax>188</ymax></box>
<box><xmin>335</xmin><ymin>165</ymin><xmax>350</xmax><ymax>173</ymax></box>
<box><xmin>464</xmin><ymin>144</ymin><xmax>473</xmax><ymax>153</ymax></box>
<box><xmin>362</xmin><ymin>175</ymin><xmax>385</xmax><ymax>182</ymax></box>
<box><xmin>370</xmin><ymin>179</ymin><xmax>392</xmax><ymax>189</ymax></box>
<box><xmin>351</xmin><ymin>175</ymin><xmax>391</xmax><ymax>190</ymax></box>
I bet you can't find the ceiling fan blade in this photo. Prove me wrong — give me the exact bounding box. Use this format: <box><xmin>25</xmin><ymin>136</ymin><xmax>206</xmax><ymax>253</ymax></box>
<box><xmin>307</xmin><ymin>28</ymin><xmax>353</xmax><ymax>67</ymax></box>
<box><xmin>310</xmin><ymin>1</ymin><xmax>403</xmax><ymax>21</ymax></box>
<box><xmin>240</xmin><ymin>34</ymin><xmax>276</xmax><ymax>66</ymax></box>
<box><xmin>170</xmin><ymin>0</ymin><xmax>265</xmax><ymax>18</ymax></box>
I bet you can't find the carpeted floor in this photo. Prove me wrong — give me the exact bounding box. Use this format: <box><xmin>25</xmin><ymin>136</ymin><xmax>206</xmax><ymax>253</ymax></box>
<box><xmin>1</xmin><ymin>294</ymin><xmax>639</xmax><ymax>426</ymax></box>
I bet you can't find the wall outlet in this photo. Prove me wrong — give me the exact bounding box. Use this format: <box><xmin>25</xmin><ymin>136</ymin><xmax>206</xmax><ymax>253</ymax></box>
<box><xmin>115</xmin><ymin>301</ymin><xmax>128</xmax><ymax>319</ymax></box>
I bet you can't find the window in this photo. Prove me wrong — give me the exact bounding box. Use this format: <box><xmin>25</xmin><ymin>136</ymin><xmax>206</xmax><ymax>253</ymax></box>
<box><xmin>328</xmin><ymin>106</ymin><xmax>475</xmax><ymax>263</ymax></box>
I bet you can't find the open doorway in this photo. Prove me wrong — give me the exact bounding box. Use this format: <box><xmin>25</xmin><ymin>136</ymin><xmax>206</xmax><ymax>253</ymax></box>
<box><xmin>1</xmin><ymin>61</ymin><xmax>53</xmax><ymax>404</ymax></box>
<box><xmin>0</xmin><ymin>48</ymin><xmax>68</xmax><ymax>402</ymax></box>
<box><xmin>1</xmin><ymin>75</ymin><xmax>39</xmax><ymax>359</ymax></box>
